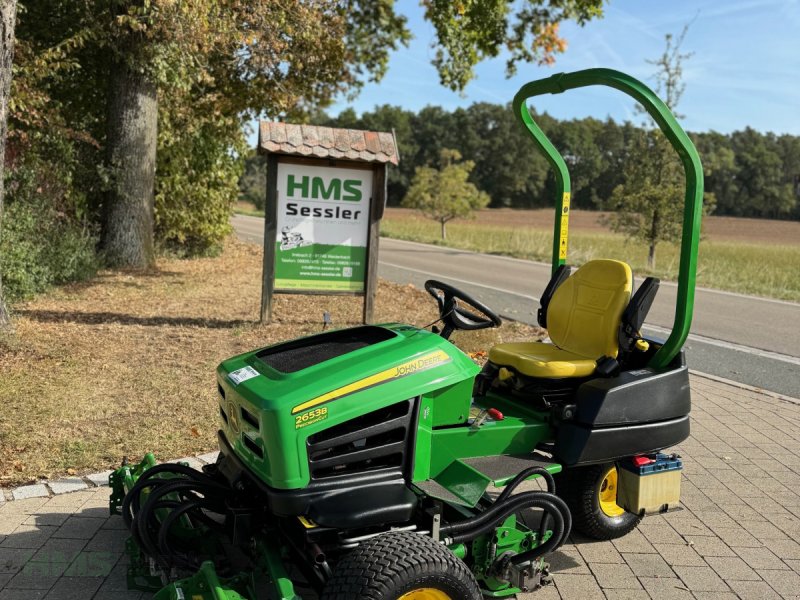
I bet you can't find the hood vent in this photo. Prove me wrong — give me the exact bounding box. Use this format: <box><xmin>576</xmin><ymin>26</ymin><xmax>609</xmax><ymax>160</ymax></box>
<box><xmin>257</xmin><ymin>326</ymin><xmax>396</xmax><ymax>373</ymax></box>
<box><xmin>307</xmin><ymin>399</ymin><xmax>415</xmax><ymax>479</ymax></box>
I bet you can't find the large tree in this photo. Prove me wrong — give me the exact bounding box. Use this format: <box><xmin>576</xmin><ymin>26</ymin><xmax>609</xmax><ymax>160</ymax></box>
<box><xmin>0</xmin><ymin>0</ymin><xmax>16</xmax><ymax>329</ymax></box>
<box><xmin>402</xmin><ymin>148</ymin><xmax>490</xmax><ymax>239</ymax></box>
<box><xmin>605</xmin><ymin>27</ymin><xmax>700</xmax><ymax>270</ymax></box>
<box><xmin>99</xmin><ymin>0</ymin><xmax>603</xmax><ymax>267</ymax></box>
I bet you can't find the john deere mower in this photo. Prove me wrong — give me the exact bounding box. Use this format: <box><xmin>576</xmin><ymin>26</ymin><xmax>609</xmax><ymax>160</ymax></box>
<box><xmin>110</xmin><ymin>69</ymin><xmax>703</xmax><ymax>600</ymax></box>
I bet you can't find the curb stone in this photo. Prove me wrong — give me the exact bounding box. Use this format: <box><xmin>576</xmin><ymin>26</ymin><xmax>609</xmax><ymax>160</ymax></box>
<box><xmin>0</xmin><ymin>450</ymin><xmax>220</xmax><ymax>503</ymax></box>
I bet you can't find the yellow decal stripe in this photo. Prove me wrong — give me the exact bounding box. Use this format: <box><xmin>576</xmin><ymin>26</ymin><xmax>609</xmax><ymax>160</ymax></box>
<box><xmin>558</xmin><ymin>192</ymin><xmax>571</xmax><ymax>260</ymax></box>
<box><xmin>291</xmin><ymin>350</ymin><xmax>451</xmax><ymax>414</ymax></box>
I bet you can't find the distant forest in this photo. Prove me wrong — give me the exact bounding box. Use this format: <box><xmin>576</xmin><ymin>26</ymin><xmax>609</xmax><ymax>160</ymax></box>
<box><xmin>240</xmin><ymin>103</ymin><xmax>800</xmax><ymax>220</ymax></box>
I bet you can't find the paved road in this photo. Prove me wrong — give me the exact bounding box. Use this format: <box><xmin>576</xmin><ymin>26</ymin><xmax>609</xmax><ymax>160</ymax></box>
<box><xmin>2</xmin><ymin>376</ymin><xmax>799</xmax><ymax>599</ymax></box>
<box><xmin>232</xmin><ymin>214</ymin><xmax>800</xmax><ymax>397</ymax></box>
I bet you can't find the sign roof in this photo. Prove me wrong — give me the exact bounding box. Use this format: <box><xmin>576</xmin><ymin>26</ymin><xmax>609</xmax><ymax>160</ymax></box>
<box><xmin>258</xmin><ymin>122</ymin><xmax>399</xmax><ymax>165</ymax></box>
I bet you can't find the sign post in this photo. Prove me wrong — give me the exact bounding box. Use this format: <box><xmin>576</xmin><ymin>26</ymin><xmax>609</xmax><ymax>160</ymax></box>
<box><xmin>258</xmin><ymin>123</ymin><xmax>397</xmax><ymax>324</ymax></box>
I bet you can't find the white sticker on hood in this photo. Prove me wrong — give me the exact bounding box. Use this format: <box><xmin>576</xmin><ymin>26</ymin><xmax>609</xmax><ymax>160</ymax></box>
<box><xmin>228</xmin><ymin>366</ymin><xmax>260</xmax><ymax>385</ymax></box>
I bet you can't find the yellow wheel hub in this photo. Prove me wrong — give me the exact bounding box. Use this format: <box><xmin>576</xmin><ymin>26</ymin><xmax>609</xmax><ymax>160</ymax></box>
<box><xmin>398</xmin><ymin>589</ymin><xmax>452</xmax><ymax>600</ymax></box>
<box><xmin>599</xmin><ymin>466</ymin><xmax>625</xmax><ymax>517</ymax></box>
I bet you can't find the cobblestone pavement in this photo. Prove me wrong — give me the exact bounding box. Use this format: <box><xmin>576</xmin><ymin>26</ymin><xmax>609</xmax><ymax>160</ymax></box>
<box><xmin>1</xmin><ymin>375</ymin><xmax>798</xmax><ymax>599</ymax></box>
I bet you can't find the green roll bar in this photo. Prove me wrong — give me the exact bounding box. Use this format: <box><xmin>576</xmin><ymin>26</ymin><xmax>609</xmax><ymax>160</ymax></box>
<box><xmin>512</xmin><ymin>68</ymin><xmax>703</xmax><ymax>370</ymax></box>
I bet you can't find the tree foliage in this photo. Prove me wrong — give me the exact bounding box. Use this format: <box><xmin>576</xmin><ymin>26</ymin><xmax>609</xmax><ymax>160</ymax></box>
<box><xmin>317</xmin><ymin>100</ymin><xmax>799</xmax><ymax>222</ymax></box>
<box><xmin>402</xmin><ymin>149</ymin><xmax>490</xmax><ymax>239</ymax></box>
<box><xmin>424</xmin><ymin>0</ymin><xmax>604</xmax><ymax>90</ymax></box>
<box><xmin>603</xmin><ymin>27</ymin><xmax>707</xmax><ymax>269</ymax></box>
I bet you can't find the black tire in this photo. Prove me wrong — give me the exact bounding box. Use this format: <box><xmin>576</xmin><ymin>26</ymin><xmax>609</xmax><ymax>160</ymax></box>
<box><xmin>554</xmin><ymin>463</ymin><xmax>641</xmax><ymax>540</ymax></box>
<box><xmin>321</xmin><ymin>530</ymin><xmax>481</xmax><ymax>600</ymax></box>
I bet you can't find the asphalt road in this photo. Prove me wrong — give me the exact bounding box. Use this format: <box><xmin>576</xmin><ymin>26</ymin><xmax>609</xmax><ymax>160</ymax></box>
<box><xmin>232</xmin><ymin>214</ymin><xmax>800</xmax><ymax>398</ymax></box>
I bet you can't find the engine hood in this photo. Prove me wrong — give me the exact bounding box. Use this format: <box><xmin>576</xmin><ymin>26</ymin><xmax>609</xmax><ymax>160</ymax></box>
<box><xmin>215</xmin><ymin>323</ymin><xmax>479</xmax><ymax>489</ymax></box>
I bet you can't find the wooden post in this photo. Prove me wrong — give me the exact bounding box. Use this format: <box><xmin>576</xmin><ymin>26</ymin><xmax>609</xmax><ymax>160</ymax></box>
<box><xmin>260</xmin><ymin>154</ymin><xmax>279</xmax><ymax>323</ymax></box>
<box><xmin>362</xmin><ymin>164</ymin><xmax>386</xmax><ymax>324</ymax></box>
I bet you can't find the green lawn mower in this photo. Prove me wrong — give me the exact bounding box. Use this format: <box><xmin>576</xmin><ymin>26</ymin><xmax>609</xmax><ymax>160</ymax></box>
<box><xmin>110</xmin><ymin>69</ymin><xmax>703</xmax><ymax>600</ymax></box>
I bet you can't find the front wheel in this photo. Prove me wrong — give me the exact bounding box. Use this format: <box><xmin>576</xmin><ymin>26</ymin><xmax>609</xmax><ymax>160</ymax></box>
<box><xmin>555</xmin><ymin>463</ymin><xmax>641</xmax><ymax>540</ymax></box>
<box><xmin>321</xmin><ymin>530</ymin><xmax>481</xmax><ymax>600</ymax></box>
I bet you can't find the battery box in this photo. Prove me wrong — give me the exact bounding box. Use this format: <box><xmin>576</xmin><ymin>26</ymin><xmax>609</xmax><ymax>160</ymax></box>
<box><xmin>616</xmin><ymin>453</ymin><xmax>682</xmax><ymax>515</ymax></box>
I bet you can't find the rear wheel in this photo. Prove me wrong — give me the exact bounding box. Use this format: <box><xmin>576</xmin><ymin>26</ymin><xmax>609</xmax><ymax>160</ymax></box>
<box><xmin>321</xmin><ymin>530</ymin><xmax>481</xmax><ymax>600</ymax></box>
<box><xmin>555</xmin><ymin>463</ymin><xmax>641</xmax><ymax>540</ymax></box>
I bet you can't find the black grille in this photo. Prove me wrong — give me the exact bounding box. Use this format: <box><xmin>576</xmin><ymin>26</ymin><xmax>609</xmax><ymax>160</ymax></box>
<box><xmin>241</xmin><ymin>406</ymin><xmax>259</xmax><ymax>430</ymax></box>
<box><xmin>256</xmin><ymin>326</ymin><xmax>395</xmax><ymax>373</ymax></box>
<box><xmin>307</xmin><ymin>399</ymin><xmax>415</xmax><ymax>479</ymax></box>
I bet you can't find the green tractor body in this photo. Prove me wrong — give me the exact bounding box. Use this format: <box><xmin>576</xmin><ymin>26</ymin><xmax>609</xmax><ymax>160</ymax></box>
<box><xmin>110</xmin><ymin>69</ymin><xmax>703</xmax><ymax>600</ymax></box>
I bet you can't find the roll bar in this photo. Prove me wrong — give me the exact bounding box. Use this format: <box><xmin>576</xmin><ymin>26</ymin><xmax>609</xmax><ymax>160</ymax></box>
<box><xmin>512</xmin><ymin>68</ymin><xmax>703</xmax><ymax>370</ymax></box>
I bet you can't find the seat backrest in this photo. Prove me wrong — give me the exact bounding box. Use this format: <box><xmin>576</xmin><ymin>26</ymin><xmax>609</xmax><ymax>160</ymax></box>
<box><xmin>546</xmin><ymin>259</ymin><xmax>632</xmax><ymax>359</ymax></box>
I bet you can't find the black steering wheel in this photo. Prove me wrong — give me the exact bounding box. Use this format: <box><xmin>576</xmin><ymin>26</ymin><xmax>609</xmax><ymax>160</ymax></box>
<box><xmin>424</xmin><ymin>280</ymin><xmax>502</xmax><ymax>339</ymax></box>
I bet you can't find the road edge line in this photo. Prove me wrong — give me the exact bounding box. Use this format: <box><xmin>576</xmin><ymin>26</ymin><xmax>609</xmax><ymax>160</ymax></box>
<box><xmin>689</xmin><ymin>369</ymin><xmax>800</xmax><ymax>405</ymax></box>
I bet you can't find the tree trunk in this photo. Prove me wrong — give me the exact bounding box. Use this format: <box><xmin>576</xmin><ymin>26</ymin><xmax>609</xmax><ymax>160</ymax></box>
<box><xmin>102</xmin><ymin>53</ymin><xmax>157</xmax><ymax>268</ymax></box>
<box><xmin>0</xmin><ymin>0</ymin><xmax>17</xmax><ymax>330</ymax></box>
<box><xmin>440</xmin><ymin>219</ymin><xmax>447</xmax><ymax>240</ymax></box>
<box><xmin>647</xmin><ymin>208</ymin><xmax>660</xmax><ymax>270</ymax></box>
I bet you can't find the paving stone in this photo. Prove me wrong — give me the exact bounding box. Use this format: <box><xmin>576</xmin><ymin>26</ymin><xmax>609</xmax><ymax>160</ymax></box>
<box><xmin>0</xmin><ymin>524</ymin><xmax>56</xmax><ymax>549</ymax></box>
<box><xmin>612</xmin><ymin>528</ymin><xmax>657</xmax><ymax>554</ymax></box>
<box><xmin>85</xmin><ymin>471</ymin><xmax>113</xmax><ymax>488</ymax></box>
<box><xmin>46</xmin><ymin>480</ymin><xmax>89</xmax><ymax>496</ymax></box>
<box><xmin>601</xmin><ymin>590</ymin><xmax>650</xmax><ymax>600</ymax></box>
<box><xmin>639</xmin><ymin>522</ymin><xmax>685</xmax><ymax>546</ymax></box>
<box><xmin>638</xmin><ymin>577</ymin><xmax>693</xmax><ymax>599</ymax></box>
<box><xmin>622</xmin><ymin>552</ymin><xmax>676</xmax><ymax>578</ymax></box>
<box><xmin>672</xmin><ymin>565</ymin><xmax>731</xmax><ymax>592</ymax></box>
<box><xmin>765</xmin><ymin>537</ymin><xmax>800</xmax><ymax>560</ymax></box>
<box><xmin>684</xmin><ymin>535</ymin><xmax>738</xmax><ymax>557</ymax></box>
<box><xmin>0</xmin><ymin>547</ymin><xmax>35</xmax><ymax>574</ymax></box>
<box><xmin>760</xmin><ymin>568</ymin><xmax>800</xmax><ymax>597</ymax></box>
<box><xmin>548</xmin><ymin>545</ymin><xmax>590</xmax><ymax>575</ymax></box>
<box><xmin>84</xmin><ymin>529</ymin><xmax>128</xmax><ymax>554</ymax></box>
<box><xmin>734</xmin><ymin>545</ymin><xmax>790</xmax><ymax>570</ymax></box>
<box><xmin>64</xmin><ymin>551</ymin><xmax>117</xmax><ymax>577</ymax></box>
<box><xmin>4</xmin><ymin>559</ymin><xmax>66</xmax><ymax>589</ymax></box>
<box><xmin>11</xmin><ymin>485</ymin><xmax>49</xmax><ymax>502</ymax></box>
<box><xmin>553</xmin><ymin>573</ymin><xmax>605</xmax><ymax>600</ymax></box>
<box><xmin>587</xmin><ymin>562</ymin><xmax>641</xmax><ymax>590</ymax></box>
<box><xmin>197</xmin><ymin>451</ymin><xmax>220</xmax><ymax>464</ymax></box>
<box><xmin>726</xmin><ymin>579</ymin><xmax>783</xmax><ymax>600</ymax></box>
<box><xmin>573</xmin><ymin>539</ymin><xmax>625</xmax><ymax>565</ymax></box>
<box><xmin>52</xmin><ymin>517</ymin><xmax>104</xmax><ymax>540</ymax></box>
<box><xmin>0</xmin><ymin>514</ymin><xmax>26</xmax><ymax>536</ymax></box>
<box><xmin>705</xmin><ymin>555</ymin><xmax>761</xmax><ymax>581</ymax></box>
<box><xmin>42</xmin><ymin>576</ymin><xmax>104</xmax><ymax>599</ymax></box>
<box><xmin>0</xmin><ymin>589</ymin><xmax>48</xmax><ymax>599</ymax></box>
<box><xmin>652</xmin><ymin>543</ymin><xmax>707</xmax><ymax>567</ymax></box>
<box><xmin>31</xmin><ymin>538</ymin><xmax>87</xmax><ymax>565</ymax></box>
<box><xmin>99</xmin><ymin>515</ymin><xmax>127</xmax><ymax>531</ymax></box>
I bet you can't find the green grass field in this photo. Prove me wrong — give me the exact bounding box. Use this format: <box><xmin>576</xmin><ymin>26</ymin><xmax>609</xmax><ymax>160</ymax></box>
<box><xmin>381</xmin><ymin>219</ymin><xmax>800</xmax><ymax>302</ymax></box>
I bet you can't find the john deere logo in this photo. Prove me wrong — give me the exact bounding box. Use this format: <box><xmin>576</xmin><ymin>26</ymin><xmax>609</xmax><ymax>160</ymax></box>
<box><xmin>227</xmin><ymin>401</ymin><xmax>241</xmax><ymax>434</ymax></box>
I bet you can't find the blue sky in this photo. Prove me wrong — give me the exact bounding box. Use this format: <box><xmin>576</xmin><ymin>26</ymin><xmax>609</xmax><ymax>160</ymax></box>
<box><xmin>248</xmin><ymin>0</ymin><xmax>800</xmax><ymax>143</ymax></box>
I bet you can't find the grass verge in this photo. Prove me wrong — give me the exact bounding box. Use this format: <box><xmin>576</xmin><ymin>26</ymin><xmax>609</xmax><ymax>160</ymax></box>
<box><xmin>381</xmin><ymin>217</ymin><xmax>800</xmax><ymax>302</ymax></box>
<box><xmin>0</xmin><ymin>239</ymin><xmax>542</xmax><ymax>486</ymax></box>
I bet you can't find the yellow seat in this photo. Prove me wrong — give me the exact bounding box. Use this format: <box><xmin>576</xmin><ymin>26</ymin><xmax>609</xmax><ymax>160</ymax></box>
<box><xmin>488</xmin><ymin>259</ymin><xmax>633</xmax><ymax>379</ymax></box>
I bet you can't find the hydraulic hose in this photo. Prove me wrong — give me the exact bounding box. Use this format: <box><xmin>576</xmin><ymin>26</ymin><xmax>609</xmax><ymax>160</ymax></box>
<box><xmin>123</xmin><ymin>463</ymin><xmax>231</xmax><ymax>569</ymax></box>
<box><xmin>121</xmin><ymin>462</ymin><xmax>219</xmax><ymax>529</ymax></box>
<box><xmin>136</xmin><ymin>478</ymin><xmax>229</xmax><ymax>562</ymax></box>
<box><xmin>441</xmin><ymin>489</ymin><xmax>566</xmax><ymax>536</ymax></box>
<box><xmin>448</xmin><ymin>494</ymin><xmax>565</xmax><ymax>546</ymax></box>
<box><xmin>496</xmin><ymin>467</ymin><xmax>555</xmax><ymax>503</ymax></box>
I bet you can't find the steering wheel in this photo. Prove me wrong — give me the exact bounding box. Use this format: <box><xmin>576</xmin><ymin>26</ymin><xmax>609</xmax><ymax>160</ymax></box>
<box><xmin>424</xmin><ymin>280</ymin><xmax>502</xmax><ymax>339</ymax></box>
